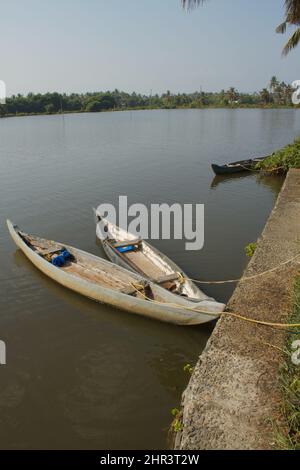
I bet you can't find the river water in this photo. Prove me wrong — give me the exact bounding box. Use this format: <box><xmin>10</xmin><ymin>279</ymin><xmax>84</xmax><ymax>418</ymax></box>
<box><xmin>0</xmin><ymin>109</ymin><xmax>297</xmax><ymax>449</ymax></box>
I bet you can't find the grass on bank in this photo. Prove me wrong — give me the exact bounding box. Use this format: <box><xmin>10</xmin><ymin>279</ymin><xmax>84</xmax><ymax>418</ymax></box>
<box><xmin>275</xmin><ymin>276</ymin><xmax>300</xmax><ymax>449</ymax></box>
<box><xmin>256</xmin><ymin>138</ymin><xmax>300</xmax><ymax>174</ymax></box>
<box><xmin>245</xmin><ymin>242</ymin><xmax>257</xmax><ymax>258</ymax></box>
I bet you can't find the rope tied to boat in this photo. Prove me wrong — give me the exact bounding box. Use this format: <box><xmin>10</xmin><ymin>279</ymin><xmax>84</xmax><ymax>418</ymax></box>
<box><xmin>128</xmin><ymin>282</ymin><xmax>300</xmax><ymax>329</ymax></box>
<box><xmin>185</xmin><ymin>253</ymin><xmax>300</xmax><ymax>285</ymax></box>
<box><xmin>132</xmin><ymin>282</ymin><xmax>145</xmax><ymax>291</ymax></box>
<box><xmin>177</xmin><ymin>272</ymin><xmax>185</xmax><ymax>285</ymax></box>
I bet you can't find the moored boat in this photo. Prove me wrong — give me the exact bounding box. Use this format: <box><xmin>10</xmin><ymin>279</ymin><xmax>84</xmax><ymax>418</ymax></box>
<box><xmin>94</xmin><ymin>212</ymin><xmax>225</xmax><ymax>309</ymax></box>
<box><xmin>211</xmin><ymin>155</ymin><xmax>267</xmax><ymax>175</ymax></box>
<box><xmin>7</xmin><ymin>220</ymin><xmax>225</xmax><ymax>325</ymax></box>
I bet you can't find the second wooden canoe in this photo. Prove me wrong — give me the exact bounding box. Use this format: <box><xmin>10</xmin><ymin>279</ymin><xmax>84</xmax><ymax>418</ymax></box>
<box><xmin>94</xmin><ymin>212</ymin><xmax>226</xmax><ymax>312</ymax></box>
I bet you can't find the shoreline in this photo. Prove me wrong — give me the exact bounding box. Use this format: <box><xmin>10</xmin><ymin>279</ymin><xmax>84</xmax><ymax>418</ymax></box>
<box><xmin>1</xmin><ymin>105</ymin><xmax>300</xmax><ymax>120</ymax></box>
<box><xmin>175</xmin><ymin>169</ymin><xmax>300</xmax><ymax>450</ymax></box>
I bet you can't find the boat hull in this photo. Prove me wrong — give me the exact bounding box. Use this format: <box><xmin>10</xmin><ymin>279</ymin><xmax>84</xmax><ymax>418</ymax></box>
<box><xmin>7</xmin><ymin>220</ymin><xmax>223</xmax><ymax>326</ymax></box>
<box><xmin>95</xmin><ymin>216</ymin><xmax>224</xmax><ymax>308</ymax></box>
<box><xmin>211</xmin><ymin>156</ymin><xmax>267</xmax><ymax>175</ymax></box>
<box><xmin>211</xmin><ymin>163</ymin><xmax>251</xmax><ymax>175</ymax></box>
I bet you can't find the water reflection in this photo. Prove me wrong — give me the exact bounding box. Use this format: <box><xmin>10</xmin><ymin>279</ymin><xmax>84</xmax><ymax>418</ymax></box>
<box><xmin>211</xmin><ymin>172</ymin><xmax>284</xmax><ymax>196</ymax></box>
<box><xmin>10</xmin><ymin>249</ymin><xmax>206</xmax><ymax>449</ymax></box>
<box><xmin>210</xmin><ymin>172</ymin><xmax>257</xmax><ymax>189</ymax></box>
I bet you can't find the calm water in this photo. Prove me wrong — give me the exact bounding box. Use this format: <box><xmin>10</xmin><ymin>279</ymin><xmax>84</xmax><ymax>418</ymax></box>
<box><xmin>0</xmin><ymin>109</ymin><xmax>297</xmax><ymax>449</ymax></box>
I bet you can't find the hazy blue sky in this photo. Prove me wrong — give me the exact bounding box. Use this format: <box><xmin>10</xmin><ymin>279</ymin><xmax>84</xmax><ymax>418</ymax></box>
<box><xmin>1</xmin><ymin>0</ymin><xmax>299</xmax><ymax>96</ymax></box>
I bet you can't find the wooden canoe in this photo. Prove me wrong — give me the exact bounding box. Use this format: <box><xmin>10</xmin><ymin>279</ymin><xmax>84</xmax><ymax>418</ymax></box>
<box><xmin>211</xmin><ymin>156</ymin><xmax>267</xmax><ymax>175</ymax></box>
<box><xmin>7</xmin><ymin>220</ymin><xmax>225</xmax><ymax>325</ymax></box>
<box><xmin>94</xmin><ymin>213</ymin><xmax>225</xmax><ymax>311</ymax></box>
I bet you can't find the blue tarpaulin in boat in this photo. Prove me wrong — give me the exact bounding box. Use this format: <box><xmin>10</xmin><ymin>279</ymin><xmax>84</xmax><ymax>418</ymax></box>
<box><xmin>61</xmin><ymin>249</ymin><xmax>72</xmax><ymax>261</ymax></box>
<box><xmin>52</xmin><ymin>255</ymin><xmax>65</xmax><ymax>267</ymax></box>
<box><xmin>51</xmin><ymin>248</ymin><xmax>73</xmax><ymax>267</ymax></box>
<box><xmin>116</xmin><ymin>245</ymin><xmax>135</xmax><ymax>254</ymax></box>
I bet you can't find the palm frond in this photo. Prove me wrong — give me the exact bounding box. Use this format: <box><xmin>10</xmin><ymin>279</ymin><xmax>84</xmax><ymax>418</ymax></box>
<box><xmin>182</xmin><ymin>0</ymin><xmax>300</xmax><ymax>55</ymax></box>
<box><xmin>282</xmin><ymin>26</ymin><xmax>300</xmax><ymax>55</ymax></box>
<box><xmin>276</xmin><ymin>1</ymin><xmax>300</xmax><ymax>55</ymax></box>
<box><xmin>276</xmin><ymin>21</ymin><xmax>287</xmax><ymax>34</ymax></box>
<box><xmin>283</xmin><ymin>0</ymin><xmax>300</xmax><ymax>25</ymax></box>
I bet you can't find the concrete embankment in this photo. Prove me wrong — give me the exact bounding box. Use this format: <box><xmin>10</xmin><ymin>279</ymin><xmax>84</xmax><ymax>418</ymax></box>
<box><xmin>175</xmin><ymin>169</ymin><xmax>300</xmax><ymax>450</ymax></box>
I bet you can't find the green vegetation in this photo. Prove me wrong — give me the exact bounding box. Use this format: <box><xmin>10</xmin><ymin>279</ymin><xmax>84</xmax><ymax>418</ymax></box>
<box><xmin>183</xmin><ymin>1</ymin><xmax>300</xmax><ymax>56</ymax></box>
<box><xmin>0</xmin><ymin>77</ymin><xmax>297</xmax><ymax>119</ymax></box>
<box><xmin>170</xmin><ymin>408</ymin><xmax>183</xmax><ymax>433</ymax></box>
<box><xmin>256</xmin><ymin>138</ymin><xmax>300</xmax><ymax>175</ymax></box>
<box><xmin>245</xmin><ymin>242</ymin><xmax>257</xmax><ymax>258</ymax></box>
<box><xmin>183</xmin><ymin>363</ymin><xmax>194</xmax><ymax>375</ymax></box>
<box><xmin>275</xmin><ymin>276</ymin><xmax>300</xmax><ymax>449</ymax></box>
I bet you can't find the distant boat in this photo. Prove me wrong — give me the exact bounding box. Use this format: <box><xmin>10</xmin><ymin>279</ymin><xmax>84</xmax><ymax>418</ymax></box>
<box><xmin>7</xmin><ymin>220</ymin><xmax>224</xmax><ymax>325</ymax></box>
<box><xmin>211</xmin><ymin>156</ymin><xmax>268</xmax><ymax>175</ymax></box>
<box><xmin>94</xmin><ymin>212</ymin><xmax>225</xmax><ymax>312</ymax></box>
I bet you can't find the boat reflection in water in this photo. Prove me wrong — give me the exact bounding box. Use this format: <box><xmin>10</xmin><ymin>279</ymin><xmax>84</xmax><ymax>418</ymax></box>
<box><xmin>211</xmin><ymin>172</ymin><xmax>284</xmax><ymax>196</ymax></box>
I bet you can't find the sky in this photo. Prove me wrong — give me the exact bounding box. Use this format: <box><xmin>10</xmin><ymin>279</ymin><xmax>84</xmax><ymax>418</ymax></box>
<box><xmin>1</xmin><ymin>0</ymin><xmax>300</xmax><ymax>96</ymax></box>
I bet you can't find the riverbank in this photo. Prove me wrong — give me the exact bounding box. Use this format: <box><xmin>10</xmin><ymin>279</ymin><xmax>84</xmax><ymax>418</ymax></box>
<box><xmin>175</xmin><ymin>169</ymin><xmax>300</xmax><ymax>450</ymax></box>
<box><xmin>256</xmin><ymin>138</ymin><xmax>300</xmax><ymax>174</ymax></box>
<box><xmin>0</xmin><ymin>104</ymin><xmax>299</xmax><ymax>120</ymax></box>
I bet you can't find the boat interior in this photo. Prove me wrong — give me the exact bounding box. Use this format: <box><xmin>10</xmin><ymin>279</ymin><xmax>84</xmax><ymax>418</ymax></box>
<box><xmin>224</xmin><ymin>156</ymin><xmax>266</xmax><ymax>168</ymax></box>
<box><xmin>98</xmin><ymin>218</ymin><xmax>198</xmax><ymax>299</ymax></box>
<box><xmin>227</xmin><ymin>159</ymin><xmax>252</xmax><ymax>168</ymax></box>
<box><xmin>18</xmin><ymin>230</ymin><xmax>165</xmax><ymax>301</ymax></box>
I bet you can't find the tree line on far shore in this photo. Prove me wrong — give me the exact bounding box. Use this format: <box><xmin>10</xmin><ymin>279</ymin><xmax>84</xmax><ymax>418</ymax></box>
<box><xmin>0</xmin><ymin>76</ymin><xmax>297</xmax><ymax>117</ymax></box>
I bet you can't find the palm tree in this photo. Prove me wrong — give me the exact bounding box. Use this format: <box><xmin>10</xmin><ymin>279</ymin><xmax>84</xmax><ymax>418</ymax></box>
<box><xmin>276</xmin><ymin>0</ymin><xmax>300</xmax><ymax>55</ymax></box>
<box><xmin>283</xmin><ymin>83</ymin><xmax>293</xmax><ymax>104</ymax></box>
<box><xmin>226</xmin><ymin>87</ymin><xmax>238</xmax><ymax>104</ymax></box>
<box><xmin>269</xmin><ymin>76</ymin><xmax>279</xmax><ymax>93</ymax></box>
<box><xmin>182</xmin><ymin>0</ymin><xmax>300</xmax><ymax>56</ymax></box>
<box><xmin>260</xmin><ymin>88</ymin><xmax>271</xmax><ymax>105</ymax></box>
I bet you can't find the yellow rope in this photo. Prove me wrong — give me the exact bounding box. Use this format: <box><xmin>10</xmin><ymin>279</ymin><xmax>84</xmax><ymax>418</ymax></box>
<box><xmin>129</xmin><ymin>282</ymin><xmax>300</xmax><ymax>329</ymax></box>
<box><xmin>221</xmin><ymin>311</ymin><xmax>300</xmax><ymax>329</ymax></box>
<box><xmin>177</xmin><ymin>272</ymin><xmax>185</xmax><ymax>285</ymax></box>
<box><xmin>185</xmin><ymin>253</ymin><xmax>300</xmax><ymax>285</ymax></box>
